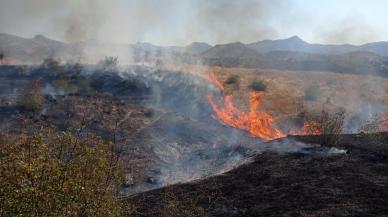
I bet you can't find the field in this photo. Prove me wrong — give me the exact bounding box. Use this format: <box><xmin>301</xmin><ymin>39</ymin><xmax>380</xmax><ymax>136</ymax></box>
<box><xmin>164</xmin><ymin>64</ymin><xmax>388</xmax><ymax>133</ymax></box>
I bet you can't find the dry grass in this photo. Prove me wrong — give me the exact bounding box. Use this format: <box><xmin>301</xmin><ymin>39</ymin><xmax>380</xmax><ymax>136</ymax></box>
<box><xmin>164</xmin><ymin>65</ymin><xmax>388</xmax><ymax>130</ymax></box>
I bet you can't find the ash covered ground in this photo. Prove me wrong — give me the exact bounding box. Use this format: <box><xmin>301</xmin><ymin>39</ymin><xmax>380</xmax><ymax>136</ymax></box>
<box><xmin>130</xmin><ymin>134</ymin><xmax>388</xmax><ymax>217</ymax></box>
<box><xmin>0</xmin><ymin>64</ymin><xmax>387</xmax><ymax>216</ymax></box>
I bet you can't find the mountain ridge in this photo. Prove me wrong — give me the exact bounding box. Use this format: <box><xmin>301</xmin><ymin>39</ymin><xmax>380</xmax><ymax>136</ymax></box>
<box><xmin>1</xmin><ymin>33</ymin><xmax>388</xmax><ymax>77</ymax></box>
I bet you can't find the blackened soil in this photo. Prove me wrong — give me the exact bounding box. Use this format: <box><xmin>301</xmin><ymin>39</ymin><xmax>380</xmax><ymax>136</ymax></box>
<box><xmin>129</xmin><ymin>134</ymin><xmax>388</xmax><ymax>217</ymax></box>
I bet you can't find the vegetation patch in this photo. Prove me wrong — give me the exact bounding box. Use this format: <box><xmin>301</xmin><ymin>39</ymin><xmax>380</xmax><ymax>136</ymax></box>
<box><xmin>248</xmin><ymin>79</ymin><xmax>267</xmax><ymax>92</ymax></box>
<box><xmin>304</xmin><ymin>85</ymin><xmax>321</xmax><ymax>101</ymax></box>
<box><xmin>0</xmin><ymin>129</ymin><xmax>127</xmax><ymax>216</ymax></box>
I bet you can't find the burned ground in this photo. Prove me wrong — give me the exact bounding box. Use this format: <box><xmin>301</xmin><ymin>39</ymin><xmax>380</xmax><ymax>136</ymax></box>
<box><xmin>129</xmin><ymin>134</ymin><xmax>388</xmax><ymax>217</ymax></box>
<box><xmin>1</xmin><ymin>65</ymin><xmax>388</xmax><ymax>216</ymax></box>
<box><xmin>0</xmin><ymin>65</ymin><xmax>266</xmax><ymax>194</ymax></box>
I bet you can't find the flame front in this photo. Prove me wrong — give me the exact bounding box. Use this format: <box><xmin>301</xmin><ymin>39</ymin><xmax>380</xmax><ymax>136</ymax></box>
<box><xmin>207</xmin><ymin>91</ymin><xmax>285</xmax><ymax>141</ymax></box>
<box><xmin>299</xmin><ymin>120</ymin><xmax>321</xmax><ymax>135</ymax></box>
<box><xmin>380</xmin><ymin>113</ymin><xmax>388</xmax><ymax>132</ymax></box>
<box><xmin>207</xmin><ymin>72</ymin><xmax>225</xmax><ymax>91</ymax></box>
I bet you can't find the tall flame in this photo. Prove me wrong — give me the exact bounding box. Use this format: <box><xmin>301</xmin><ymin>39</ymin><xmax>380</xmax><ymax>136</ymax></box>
<box><xmin>207</xmin><ymin>90</ymin><xmax>285</xmax><ymax>141</ymax></box>
<box><xmin>203</xmin><ymin>69</ymin><xmax>324</xmax><ymax>139</ymax></box>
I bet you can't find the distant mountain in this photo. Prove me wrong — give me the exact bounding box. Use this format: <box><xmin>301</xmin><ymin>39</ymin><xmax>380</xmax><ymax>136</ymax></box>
<box><xmin>202</xmin><ymin>42</ymin><xmax>259</xmax><ymax>59</ymax></box>
<box><xmin>1</xmin><ymin>33</ymin><xmax>388</xmax><ymax>76</ymax></box>
<box><xmin>0</xmin><ymin>33</ymin><xmax>68</xmax><ymax>64</ymax></box>
<box><xmin>248</xmin><ymin>36</ymin><xmax>388</xmax><ymax>56</ymax></box>
<box><xmin>201</xmin><ymin>42</ymin><xmax>266</xmax><ymax>68</ymax></box>
<box><xmin>199</xmin><ymin>41</ymin><xmax>388</xmax><ymax>76</ymax></box>
<box><xmin>248</xmin><ymin>36</ymin><xmax>310</xmax><ymax>53</ymax></box>
<box><xmin>361</xmin><ymin>42</ymin><xmax>388</xmax><ymax>56</ymax></box>
<box><xmin>184</xmin><ymin>42</ymin><xmax>212</xmax><ymax>55</ymax></box>
<box><xmin>31</xmin><ymin>34</ymin><xmax>64</xmax><ymax>49</ymax></box>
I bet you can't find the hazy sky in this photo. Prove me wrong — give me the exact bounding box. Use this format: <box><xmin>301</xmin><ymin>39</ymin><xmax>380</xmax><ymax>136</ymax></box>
<box><xmin>0</xmin><ymin>0</ymin><xmax>387</xmax><ymax>45</ymax></box>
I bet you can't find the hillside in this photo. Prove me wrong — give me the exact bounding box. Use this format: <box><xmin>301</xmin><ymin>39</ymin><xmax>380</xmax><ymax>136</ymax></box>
<box><xmin>2</xmin><ymin>33</ymin><xmax>388</xmax><ymax>76</ymax></box>
<box><xmin>248</xmin><ymin>35</ymin><xmax>388</xmax><ymax>56</ymax></box>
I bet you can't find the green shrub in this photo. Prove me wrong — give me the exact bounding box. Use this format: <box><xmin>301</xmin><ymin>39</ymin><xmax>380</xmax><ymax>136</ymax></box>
<box><xmin>359</xmin><ymin>114</ymin><xmax>387</xmax><ymax>144</ymax></box>
<box><xmin>0</xmin><ymin>130</ymin><xmax>126</xmax><ymax>216</ymax></box>
<box><xmin>248</xmin><ymin>80</ymin><xmax>267</xmax><ymax>92</ymax></box>
<box><xmin>224</xmin><ymin>75</ymin><xmax>239</xmax><ymax>85</ymax></box>
<box><xmin>77</xmin><ymin>80</ymin><xmax>91</xmax><ymax>93</ymax></box>
<box><xmin>304</xmin><ymin>86</ymin><xmax>321</xmax><ymax>101</ymax></box>
<box><xmin>143</xmin><ymin>108</ymin><xmax>154</xmax><ymax>117</ymax></box>
<box><xmin>100</xmin><ymin>56</ymin><xmax>119</xmax><ymax>71</ymax></box>
<box><xmin>20</xmin><ymin>80</ymin><xmax>44</xmax><ymax>111</ymax></box>
<box><xmin>42</xmin><ymin>58</ymin><xmax>60</xmax><ymax>69</ymax></box>
<box><xmin>306</xmin><ymin>110</ymin><xmax>345</xmax><ymax>146</ymax></box>
<box><xmin>21</xmin><ymin>95</ymin><xmax>44</xmax><ymax>110</ymax></box>
<box><xmin>54</xmin><ymin>79</ymin><xmax>78</xmax><ymax>94</ymax></box>
<box><xmin>54</xmin><ymin>79</ymin><xmax>91</xmax><ymax>94</ymax></box>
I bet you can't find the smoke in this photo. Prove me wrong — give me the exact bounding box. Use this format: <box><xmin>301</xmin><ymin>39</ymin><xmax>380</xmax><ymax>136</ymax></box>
<box><xmin>182</xmin><ymin>0</ymin><xmax>289</xmax><ymax>44</ymax></box>
<box><xmin>318</xmin><ymin>17</ymin><xmax>380</xmax><ymax>45</ymax></box>
<box><xmin>0</xmin><ymin>0</ymin><xmax>289</xmax><ymax>45</ymax></box>
<box><xmin>2</xmin><ymin>0</ymin><xmax>388</xmax><ymax>45</ymax></box>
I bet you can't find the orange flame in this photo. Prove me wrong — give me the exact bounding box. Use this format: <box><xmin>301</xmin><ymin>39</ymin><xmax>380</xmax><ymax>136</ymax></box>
<box><xmin>299</xmin><ymin>120</ymin><xmax>321</xmax><ymax>135</ymax></box>
<box><xmin>380</xmin><ymin>113</ymin><xmax>388</xmax><ymax>132</ymax></box>
<box><xmin>204</xmin><ymin>70</ymin><xmax>326</xmax><ymax>139</ymax></box>
<box><xmin>289</xmin><ymin>120</ymin><xmax>321</xmax><ymax>136</ymax></box>
<box><xmin>207</xmin><ymin>72</ymin><xmax>224</xmax><ymax>91</ymax></box>
<box><xmin>208</xmin><ymin>91</ymin><xmax>285</xmax><ymax>141</ymax></box>
<box><xmin>0</xmin><ymin>59</ymin><xmax>8</xmax><ymax>65</ymax></box>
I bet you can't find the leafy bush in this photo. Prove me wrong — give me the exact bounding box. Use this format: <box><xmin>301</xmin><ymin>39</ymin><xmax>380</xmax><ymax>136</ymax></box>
<box><xmin>20</xmin><ymin>80</ymin><xmax>44</xmax><ymax>111</ymax></box>
<box><xmin>42</xmin><ymin>58</ymin><xmax>60</xmax><ymax>69</ymax></box>
<box><xmin>304</xmin><ymin>86</ymin><xmax>321</xmax><ymax>101</ymax></box>
<box><xmin>53</xmin><ymin>79</ymin><xmax>91</xmax><ymax>94</ymax></box>
<box><xmin>306</xmin><ymin>110</ymin><xmax>345</xmax><ymax>146</ymax></box>
<box><xmin>100</xmin><ymin>56</ymin><xmax>119</xmax><ymax>71</ymax></box>
<box><xmin>248</xmin><ymin>80</ymin><xmax>267</xmax><ymax>92</ymax></box>
<box><xmin>143</xmin><ymin>108</ymin><xmax>154</xmax><ymax>117</ymax></box>
<box><xmin>77</xmin><ymin>80</ymin><xmax>91</xmax><ymax>93</ymax></box>
<box><xmin>224</xmin><ymin>75</ymin><xmax>239</xmax><ymax>85</ymax></box>
<box><xmin>359</xmin><ymin>114</ymin><xmax>388</xmax><ymax>144</ymax></box>
<box><xmin>0</xmin><ymin>130</ymin><xmax>125</xmax><ymax>216</ymax></box>
<box><xmin>54</xmin><ymin>79</ymin><xmax>78</xmax><ymax>94</ymax></box>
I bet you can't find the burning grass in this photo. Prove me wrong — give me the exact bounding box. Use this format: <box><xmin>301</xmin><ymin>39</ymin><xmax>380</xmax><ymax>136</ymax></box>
<box><xmin>208</xmin><ymin>92</ymin><xmax>284</xmax><ymax>141</ymax></box>
<box><xmin>206</xmin><ymin>70</ymin><xmax>284</xmax><ymax>141</ymax></box>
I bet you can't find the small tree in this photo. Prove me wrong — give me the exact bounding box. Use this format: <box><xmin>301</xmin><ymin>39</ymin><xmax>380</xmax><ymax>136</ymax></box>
<box><xmin>0</xmin><ymin>53</ymin><xmax>4</xmax><ymax>64</ymax></box>
<box><xmin>305</xmin><ymin>110</ymin><xmax>345</xmax><ymax>146</ymax></box>
<box><xmin>54</xmin><ymin>79</ymin><xmax>79</xmax><ymax>94</ymax></box>
<box><xmin>224</xmin><ymin>74</ymin><xmax>239</xmax><ymax>85</ymax></box>
<box><xmin>248</xmin><ymin>80</ymin><xmax>267</xmax><ymax>92</ymax></box>
<box><xmin>359</xmin><ymin>114</ymin><xmax>388</xmax><ymax>144</ymax></box>
<box><xmin>42</xmin><ymin>58</ymin><xmax>60</xmax><ymax>69</ymax></box>
<box><xmin>20</xmin><ymin>80</ymin><xmax>44</xmax><ymax>111</ymax></box>
<box><xmin>100</xmin><ymin>56</ymin><xmax>119</xmax><ymax>71</ymax></box>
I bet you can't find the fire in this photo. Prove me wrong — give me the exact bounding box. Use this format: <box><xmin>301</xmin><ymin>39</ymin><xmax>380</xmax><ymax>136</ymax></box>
<box><xmin>299</xmin><ymin>120</ymin><xmax>321</xmax><ymax>135</ymax></box>
<box><xmin>207</xmin><ymin>91</ymin><xmax>285</xmax><ymax>141</ymax></box>
<box><xmin>207</xmin><ymin>71</ymin><xmax>224</xmax><ymax>91</ymax></box>
<box><xmin>380</xmin><ymin>113</ymin><xmax>388</xmax><ymax>132</ymax></box>
<box><xmin>289</xmin><ymin>120</ymin><xmax>321</xmax><ymax>136</ymax></box>
<box><xmin>204</xmin><ymin>69</ymin><xmax>324</xmax><ymax>140</ymax></box>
